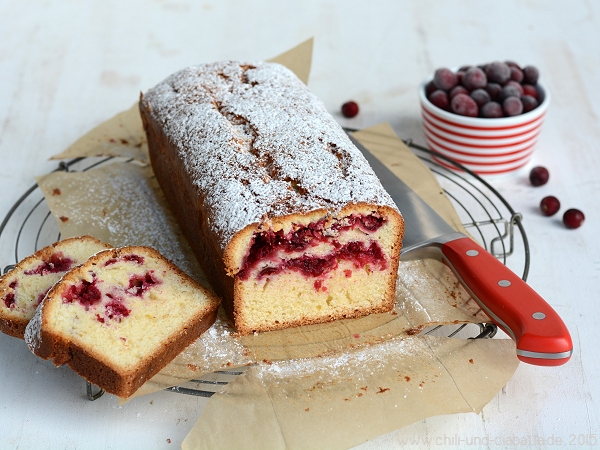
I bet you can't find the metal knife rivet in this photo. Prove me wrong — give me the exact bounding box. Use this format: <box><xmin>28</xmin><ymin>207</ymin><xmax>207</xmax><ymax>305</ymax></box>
<box><xmin>532</xmin><ymin>312</ymin><xmax>546</xmax><ymax>320</ymax></box>
<box><xmin>466</xmin><ymin>250</ymin><xmax>479</xmax><ymax>256</ymax></box>
<box><xmin>498</xmin><ymin>280</ymin><xmax>511</xmax><ymax>287</ymax></box>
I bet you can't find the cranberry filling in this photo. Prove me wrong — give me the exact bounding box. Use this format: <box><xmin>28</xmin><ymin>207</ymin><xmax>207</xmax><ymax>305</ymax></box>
<box><xmin>104</xmin><ymin>301</ymin><xmax>131</xmax><ymax>322</ymax></box>
<box><xmin>333</xmin><ymin>214</ymin><xmax>386</xmax><ymax>233</ymax></box>
<box><xmin>3</xmin><ymin>293</ymin><xmax>15</xmax><ymax>309</ymax></box>
<box><xmin>338</xmin><ymin>241</ymin><xmax>386</xmax><ymax>269</ymax></box>
<box><xmin>245</xmin><ymin>240</ymin><xmax>387</xmax><ymax>283</ymax></box>
<box><xmin>127</xmin><ymin>271</ymin><xmax>159</xmax><ymax>297</ymax></box>
<box><xmin>9</xmin><ymin>280</ymin><xmax>18</xmax><ymax>289</ymax></box>
<box><xmin>239</xmin><ymin>214</ymin><xmax>386</xmax><ymax>280</ymax></box>
<box><xmin>104</xmin><ymin>254</ymin><xmax>145</xmax><ymax>267</ymax></box>
<box><xmin>25</xmin><ymin>252</ymin><xmax>73</xmax><ymax>276</ymax></box>
<box><xmin>62</xmin><ymin>280</ymin><xmax>102</xmax><ymax>310</ymax></box>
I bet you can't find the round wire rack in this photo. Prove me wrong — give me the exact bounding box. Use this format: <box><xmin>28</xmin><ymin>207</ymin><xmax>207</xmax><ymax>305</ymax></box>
<box><xmin>0</xmin><ymin>140</ymin><xmax>528</xmax><ymax>400</ymax></box>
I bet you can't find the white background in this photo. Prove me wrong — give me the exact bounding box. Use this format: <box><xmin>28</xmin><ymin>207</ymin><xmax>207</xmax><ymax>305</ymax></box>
<box><xmin>1</xmin><ymin>1</ymin><xmax>599</xmax><ymax>448</ymax></box>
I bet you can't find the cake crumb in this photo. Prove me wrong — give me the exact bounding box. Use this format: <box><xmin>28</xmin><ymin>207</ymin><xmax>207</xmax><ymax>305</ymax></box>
<box><xmin>377</xmin><ymin>387</ymin><xmax>390</xmax><ymax>394</ymax></box>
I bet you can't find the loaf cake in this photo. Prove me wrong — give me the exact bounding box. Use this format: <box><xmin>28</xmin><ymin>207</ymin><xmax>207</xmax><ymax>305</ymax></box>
<box><xmin>25</xmin><ymin>246</ymin><xmax>221</xmax><ymax>398</ymax></box>
<box><xmin>139</xmin><ymin>61</ymin><xmax>404</xmax><ymax>335</ymax></box>
<box><xmin>0</xmin><ymin>236</ymin><xmax>112</xmax><ymax>339</ymax></box>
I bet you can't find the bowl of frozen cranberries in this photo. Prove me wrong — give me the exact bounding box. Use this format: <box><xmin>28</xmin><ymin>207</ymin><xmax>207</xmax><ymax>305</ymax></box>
<box><xmin>419</xmin><ymin>61</ymin><xmax>550</xmax><ymax>176</ymax></box>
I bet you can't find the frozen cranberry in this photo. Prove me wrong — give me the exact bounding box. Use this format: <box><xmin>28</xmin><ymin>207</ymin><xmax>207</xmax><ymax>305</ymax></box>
<box><xmin>485</xmin><ymin>82</ymin><xmax>502</xmax><ymax>101</ymax></box>
<box><xmin>341</xmin><ymin>101</ymin><xmax>359</xmax><ymax>118</ymax></box>
<box><xmin>449</xmin><ymin>85</ymin><xmax>469</xmax><ymax>99</ymax></box>
<box><xmin>529</xmin><ymin>166</ymin><xmax>549</xmax><ymax>186</ymax></box>
<box><xmin>485</xmin><ymin>62</ymin><xmax>511</xmax><ymax>85</ymax></box>
<box><xmin>540</xmin><ymin>196</ymin><xmax>560</xmax><ymax>216</ymax></box>
<box><xmin>470</xmin><ymin>88</ymin><xmax>491</xmax><ymax>107</ymax></box>
<box><xmin>523</xmin><ymin>66</ymin><xmax>540</xmax><ymax>85</ymax></box>
<box><xmin>428</xmin><ymin>90</ymin><xmax>449</xmax><ymax>110</ymax></box>
<box><xmin>462</xmin><ymin>67</ymin><xmax>487</xmax><ymax>91</ymax></box>
<box><xmin>523</xmin><ymin>84</ymin><xmax>538</xmax><ymax>99</ymax></box>
<box><xmin>480</xmin><ymin>101</ymin><xmax>503</xmax><ymax>118</ymax></box>
<box><xmin>458</xmin><ymin>65</ymin><xmax>473</xmax><ymax>72</ymax></box>
<box><xmin>499</xmin><ymin>84</ymin><xmax>522</xmax><ymax>102</ymax></box>
<box><xmin>522</xmin><ymin>95</ymin><xmax>539</xmax><ymax>113</ymax></box>
<box><xmin>563</xmin><ymin>209</ymin><xmax>584</xmax><ymax>229</ymax></box>
<box><xmin>510</xmin><ymin>67</ymin><xmax>524</xmax><ymax>83</ymax></box>
<box><xmin>503</xmin><ymin>96</ymin><xmax>523</xmax><ymax>116</ymax></box>
<box><xmin>456</xmin><ymin>71</ymin><xmax>465</xmax><ymax>85</ymax></box>
<box><xmin>425</xmin><ymin>81</ymin><xmax>437</xmax><ymax>96</ymax></box>
<box><xmin>451</xmin><ymin>94</ymin><xmax>479</xmax><ymax>117</ymax></box>
<box><xmin>433</xmin><ymin>68</ymin><xmax>458</xmax><ymax>91</ymax></box>
<box><xmin>505</xmin><ymin>60</ymin><xmax>521</xmax><ymax>70</ymax></box>
<box><xmin>505</xmin><ymin>80</ymin><xmax>524</xmax><ymax>96</ymax></box>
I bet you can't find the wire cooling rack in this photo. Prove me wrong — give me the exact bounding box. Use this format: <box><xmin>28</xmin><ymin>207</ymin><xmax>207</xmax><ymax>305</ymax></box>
<box><xmin>0</xmin><ymin>140</ymin><xmax>528</xmax><ymax>400</ymax></box>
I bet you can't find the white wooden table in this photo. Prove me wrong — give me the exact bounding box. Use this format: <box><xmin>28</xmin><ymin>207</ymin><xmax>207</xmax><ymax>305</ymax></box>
<box><xmin>1</xmin><ymin>1</ymin><xmax>599</xmax><ymax>448</ymax></box>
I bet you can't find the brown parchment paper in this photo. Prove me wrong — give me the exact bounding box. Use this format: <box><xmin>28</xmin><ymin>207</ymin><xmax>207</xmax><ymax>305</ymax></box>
<box><xmin>37</xmin><ymin>40</ymin><xmax>519</xmax><ymax>448</ymax></box>
<box><xmin>182</xmin><ymin>336</ymin><xmax>517</xmax><ymax>450</ymax></box>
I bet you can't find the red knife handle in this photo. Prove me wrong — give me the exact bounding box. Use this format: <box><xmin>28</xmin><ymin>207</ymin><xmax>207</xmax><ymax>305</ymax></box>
<box><xmin>440</xmin><ymin>236</ymin><xmax>572</xmax><ymax>366</ymax></box>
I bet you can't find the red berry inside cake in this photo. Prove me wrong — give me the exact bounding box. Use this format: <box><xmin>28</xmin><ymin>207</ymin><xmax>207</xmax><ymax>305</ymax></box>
<box><xmin>25</xmin><ymin>246</ymin><xmax>221</xmax><ymax>398</ymax></box>
<box><xmin>231</xmin><ymin>208</ymin><xmax>402</xmax><ymax>333</ymax></box>
<box><xmin>0</xmin><ymin>236</ymin><xmax>112</xmax><ymax>339</ymax></box>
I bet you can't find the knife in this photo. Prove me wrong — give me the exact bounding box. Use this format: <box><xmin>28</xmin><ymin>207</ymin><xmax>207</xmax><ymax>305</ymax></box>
<box><xmin>350</xmin><ymin>135</ymin><xmax>573</xmax><ymax>366</ymax></box>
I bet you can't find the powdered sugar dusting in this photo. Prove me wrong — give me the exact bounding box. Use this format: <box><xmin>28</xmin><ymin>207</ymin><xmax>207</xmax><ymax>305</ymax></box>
<box><xmin>24</xmin><ymin>298</ymin><xmax>44</xmax><ymax>351</ymax></box>
<box><xmin>255</xmin><ymin>335</ymin><xmax>432</xmax><ymax>383</ymax></box>
<box><xmin>142</xmin><ymin>61</ymin><xmax>398</xmax><ymax>250</ymax></box>
<box><xmin>38</xmin><ymin>163</ymin><xmax>208</xmax><ymax>286</ymax></box>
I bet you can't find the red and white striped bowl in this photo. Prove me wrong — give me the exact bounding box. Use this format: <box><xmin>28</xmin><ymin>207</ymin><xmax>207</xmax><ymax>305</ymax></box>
<box><xmin>419</xmin><ymin>79</ymin><xmax>550</xmax><ymax>175</ymax></box>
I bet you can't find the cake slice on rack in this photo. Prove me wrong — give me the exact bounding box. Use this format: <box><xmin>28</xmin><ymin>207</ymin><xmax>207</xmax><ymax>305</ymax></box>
<box><xmin>0</xmin><ymin>236</ymin><xmax>112</xmax><ymax>339</ymax></box>
<box><xmin>25</xmin><ymin>246</ymin><xmax>221</xmax><ymax>398</ymax></box>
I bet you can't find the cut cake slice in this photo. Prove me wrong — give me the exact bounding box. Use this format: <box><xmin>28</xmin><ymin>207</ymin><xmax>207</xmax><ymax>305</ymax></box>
<box><xmin>25</xmin><ymin>246</ymin><xmax>221</xmax><ymax>398</ymax></box>
<box><xmin>0</xmin><ymin>236</ymin><xmax>112</xmax><ymax>339</ymax></box>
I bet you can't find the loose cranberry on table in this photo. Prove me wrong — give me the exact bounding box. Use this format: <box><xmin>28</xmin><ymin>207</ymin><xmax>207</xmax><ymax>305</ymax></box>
<box><xmin>341</xmin><ymin>101</ymin><xmax>359</xmax><ymax>118</ymax></box>
<box><xmin>563</xmin><ymin>209</ymin><xmax>585</xmax><ymax>229</ymax></box>
<box><xmin>540</xmin><ymin>196</ymin><xmax>560</xmax><ymax>216</ymax></box>
<box><xmin>529</xmin><ymin>166</ymin><xmax>550</xmax><ymax>186</ymax></box>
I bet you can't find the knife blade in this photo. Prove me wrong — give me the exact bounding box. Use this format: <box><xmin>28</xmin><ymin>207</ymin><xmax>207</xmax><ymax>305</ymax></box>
<box><xmin>350</xmin><ymin>135</ymin><xmax>573</xmax><ymax>366</ymax></box>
